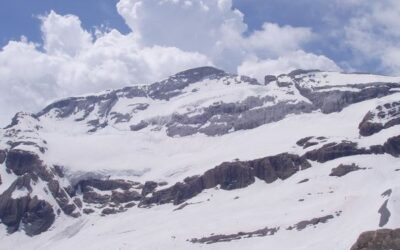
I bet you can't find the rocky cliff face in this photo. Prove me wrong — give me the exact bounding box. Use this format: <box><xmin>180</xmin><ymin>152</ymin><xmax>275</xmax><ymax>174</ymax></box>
<box><xmin>1</xmin><ymin>67</ymin><xmax>400</xmax><ymax>250</ymax></box>
<box><xmin>0</xmin><ymin>113</ymin><xmax>81</xmax><ymax>235</ymax></box>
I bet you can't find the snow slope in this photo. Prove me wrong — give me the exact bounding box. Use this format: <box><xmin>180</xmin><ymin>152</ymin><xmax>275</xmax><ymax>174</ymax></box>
<box><xmin>1</xmin><ymin>67</ymin><xmax>400</xmax><ymax>250</ymax></box>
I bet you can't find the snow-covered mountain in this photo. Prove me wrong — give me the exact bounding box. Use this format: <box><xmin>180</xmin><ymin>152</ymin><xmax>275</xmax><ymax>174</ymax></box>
<box><xmin>1</xmin><ymin>66</ymin><xmax>400</xmax><ymax>250</ymax></box>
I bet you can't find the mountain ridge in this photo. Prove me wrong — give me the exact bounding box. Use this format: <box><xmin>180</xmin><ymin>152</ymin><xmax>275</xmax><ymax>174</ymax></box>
<box><xmin>1</xmin><ymin>66</ymin><xmax>400</xmax><ymax>250</ymax></box>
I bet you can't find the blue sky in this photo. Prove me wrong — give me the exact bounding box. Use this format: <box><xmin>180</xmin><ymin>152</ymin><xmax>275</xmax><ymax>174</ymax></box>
<box><xmin>0</xmin><ymin>0</ymin><xmax>355</xmax><ymax>70</ymax></box>
<box><xmin>0</xmin><ymin>0</ymin><xmax>399</xmax><ymax>125</ymax></box>
<box><xmin>0</xmin><ymin>0</ymin><xmax>386</xmax><ymax>73</ymax></box>
<box><xmin>0</xmin><ymin>0</ymin><xmax>129</xmax><ymax>47</ymax></box>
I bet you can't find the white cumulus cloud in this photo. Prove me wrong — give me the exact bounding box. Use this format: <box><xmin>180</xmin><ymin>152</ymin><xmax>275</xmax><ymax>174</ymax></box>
<box><xmin>238</xmin><ymin>50</ymin><xmax>341</xmax><ymax>82</ymax></box>
<box><xmin>0</xmin><ymin>0</ymin><xmax>341</xmax><ymax>126</ymax></box>
<box><xmin>344</xmin><ymin>0</ymin><xmax>400</xmax><ymax>74</ymax></box>
<box><xmin>41</xmin><ymin>11</ymin><xmax>93</xmax><ymax>56</ymax></box>
<box><xmin>116</xmin><ymin>0</ymin><xmax>323</xmax><ymax>72</ymax></box>
<box><xmin>0</xmin><ymin>11</ymin><xmax>211</xmax><ymax>125</ymax></box>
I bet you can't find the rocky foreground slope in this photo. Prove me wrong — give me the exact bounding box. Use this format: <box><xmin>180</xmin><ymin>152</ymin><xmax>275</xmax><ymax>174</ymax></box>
<box><xmin>1</xmin><ymin>67</ymin><xmax>400</xmax><ymax>249</ymax></box>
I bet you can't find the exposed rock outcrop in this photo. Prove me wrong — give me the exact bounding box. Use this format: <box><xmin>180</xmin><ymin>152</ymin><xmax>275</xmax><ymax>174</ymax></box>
<box><xmin>296</xmin><ymin>136</ymin><xmax>327</xmax><ymax>149</ymax></box>
<box><xmin>5</xmin><ymin>150</ymin><xmax>46</xmax><ymax>177</ymax></box>
<box><xmin>378</xmin><ymin>200</ymin><xmax>391</xmax><ymax>227</ymax></box>
<box><xmin>48</xmin><ymin>180</ymin><xmax>79</xmax><ymax>217</ymax></box>
<box><xmin>303</xmin><ymin>137</ymin><xmax>400</xmax><ymax>163</ymax></box>
<box><xmin>77</xmin><ymin>179</ymin><xmax>134</xmax><ymax>193</ymax></box>
<box><xmin>190</xmin><ymin>227</ymin><xmax>279</xmax><ymax>244</ymax></box>
<box><xmin>140</xmin><ymin>153</ymin><xmax>310</xmax><ymax>206</ymax></box>
<box><xmin>141</xmin><ymin>181</ymin><xmax>158</xmax><ymax>196</ymax></box>
<box><xmin>296</xmin><ymin>81</ymin><xmax>400</xmax><ymax>114</ymax></box>
<box><xmin>264</xmin><ymin>75</ymin><xmax>277</xmax><ymax>85</ymax></box>
<box><xmin>111</xmin><ymin>190</ymin><xmax>142</xmax><ymax>204</ymax></box>
<box><xmin>383</xmin><ymin>135</ymin><xmax>400</xmax><ymax>157</ymax></box>
<box><xmin>351</xmin><ymin>228</ymin><xmax>400</xmax><ymax>250</ymax></box>
<box><xmin>0</xmin><ymin>149</ymin><xmax>80</xmax><ymax>235</ymax></box>
<box><xmin>76</xmin><ymin>178</ymin><xmax>142</xmax><ymax>207</ymax></box>
<box><xmin>359</xmin><ymin>101</ymin><xmax>400</xmax><ymax>136</ymax></box>
<box><xmin>304</xmin><ymin>142</ymin><xmax>371</xmax><ymax>163</ymax></box>
<box><xmin>287</xmin><ymin>215</ymin><xmax>334</xmax><ymax>231</ymax></box>
<box><xmin>329</xmin><ymin>164</ymin><xmax>365</xmax><ymax>177</ymax></box>
<box><xmin>0</xmin><ymin>149</ymin><xmax>6</xmax><ymax>164</ymax></box>
<box><xmin>0</xmin><ymin>175</ymin><xmax>55</xmax><ymax>235</ymax></box>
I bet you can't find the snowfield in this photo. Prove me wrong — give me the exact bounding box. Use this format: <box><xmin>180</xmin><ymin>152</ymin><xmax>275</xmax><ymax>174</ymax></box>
<box><xmin>0</xmin><ymin>67</ymin><xmax>400</xmax><ymax>250</ymax></box>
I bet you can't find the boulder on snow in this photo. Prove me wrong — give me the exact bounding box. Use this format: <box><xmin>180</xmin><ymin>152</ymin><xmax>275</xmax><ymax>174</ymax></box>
<box><xmin>329</xmin><ymin>163</ymin><xmax>365</xmax><ymax>177</ymax></box>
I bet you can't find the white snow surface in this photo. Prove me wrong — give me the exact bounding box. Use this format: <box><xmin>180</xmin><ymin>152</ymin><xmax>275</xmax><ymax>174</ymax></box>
<box><xmin>295</xmin><ymin>71</ymin><xmax>400</xmax><ymax>89</ymax></box>
<box><xmin>1</xmin><ymin>69</ymin><xmax>400</xmax><ymax>250</ymax></box>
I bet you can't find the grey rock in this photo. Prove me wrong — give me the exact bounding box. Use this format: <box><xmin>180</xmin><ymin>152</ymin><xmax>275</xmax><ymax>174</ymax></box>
<box><xmin>304</xmin><ymin>141</ymin><xmax>371</xmax><ymax>163</ymax></box>
<box><xmin>4</xmin><ymin>112</ymin><xmax>40</xmax><ymax>130</ymax></box>
<box><xmin>383</xmin><ymin>135</ymin><xmax>400</xmax><ymax>157</ymax></box>
<box><xmin>141</xmin><ymin>181</ymin><xmax>158</xmax><ymax>196</ymax></box>
<box><xmin>0</xmin><ymin>149</ymin><xmax>6</xmax><ymax>164</ymax></box>
<box><xmin>0</xmin><ymin>175</ymin><xmax>55</xmax><ymax>236</ymax></box>
<box><xmin>264</xmin><ymin>75</ymin><xmax>277</xmax><ymax>85</ymax></box>
<box><xmin>140</xmin><ymin>153</ymin><xmax>310</xmax><ymax>206</ymax></box>
<box><xmin>329</xmin><ymin>163</ymin><xmax>365</xmax><ymax>177</ymax></box>
<box><xmin>298</xmin><ymin>179</ymin><xmax>309</xmax><ymax>184</ymax></box>
<box><xmin>287</xmin><ymin>215</ymin><xmax>334</xmax><ymax>231</ymax></box>
<box><xmin>190</xmin><ymin>227</ymin><xmax>279</xmax><ymax>244</ymax></box>
<box><xmin>359</xmin><ymin>101</ymin><xmax>400</xmax><ymax>136</ymax></box>
<box><xmin>148</xmin><ymin>67</ymin><xmax>229</xmax><ymax>100</ymax></box>
<box><xmin>351</xmin><ymin>228</ymin><xmax>400</xmax><ymax>250</ymax></box>
<box><xmin>101</xmin><ymin>207</ymin><xmax>119</xmax><ymax>215</ymax></box>
<box><xmin>378</xmin><ymin>200</ymin><xmax>391</xmax><ymax>227</ymax></box>
<box><xmin>381</xmin><ymin>189</ymin><xmax>392</xmax><ymax>197</ymax></box>
<box><xmin>111</xmin><ymin>190</ymin><xmax>142</xmax><ymax>204</ymax></box>
<box><xmin>82</xmin><ymin>191</ymin><xmax>110</xmax><ymax>204</ymax></box>
<box><xmin>299</xmin><ymin>82</ymin><xmax>400</xmax><ymax>114</ymax></box>
<box><xmin>296</xmin><ymin>137</ymin><xmax>314</xmax><ymax>147</ymax></box>
<box><xmin>5</xmin><ymin>150</ymin><xmax>44</xmax><ymax>176</ymax></box>
<box><xmin>48</xmin><ymin>180</ymin><xmax>78</xmax><ymax>216</ymax></box>
<box><xmin>251</xmin><ymin>153</ymin><xmax>311</xmax><ymax>184</ymax></box>
<box><xmin>21</xmin><ymin>196</ymin><xmax>55</xmax><ymax>236</ymax></box>
<box><xmin>130</xmin><ymin>120</ymin><xmax>149</xmax><ymax>131</ymax></box>
<box><xmin>124</xmin><ymin>202</ymin><xmax>136</xmax><ymax>208</ymax></box>
<box><xmin>83</xmin><ymin>208</ymin><xmax>95</xmax><ymax>214</ymax></box>
<box><xmin>77</xmin><ymin>179</ymin><xmax>133</xmax><ymax>193</ymax></box>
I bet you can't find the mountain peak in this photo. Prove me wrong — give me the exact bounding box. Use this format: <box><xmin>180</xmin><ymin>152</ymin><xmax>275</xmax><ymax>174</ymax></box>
<box><xmin>173</xmin><ymin>66</ymin><xmax>227</xmax><ymax>79</ymax></box>
<box><xmin>1</xmin><ymin>67</ymin><xmax>400</xmax><ymax>249</ymax></box>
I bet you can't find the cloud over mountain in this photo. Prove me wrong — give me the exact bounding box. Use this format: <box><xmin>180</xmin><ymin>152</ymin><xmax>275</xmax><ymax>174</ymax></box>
<box><xmin>0</xmin><ymin>0</ymin><xmax>342</xmax><ymax>125</ymax></box>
